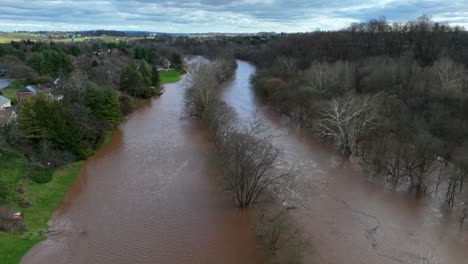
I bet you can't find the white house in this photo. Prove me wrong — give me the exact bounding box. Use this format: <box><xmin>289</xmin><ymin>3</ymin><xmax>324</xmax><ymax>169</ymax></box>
<box><xmin>0</xmin><ymin>95</ymin><xmax>11</xmax><ymax>110</ymax></box>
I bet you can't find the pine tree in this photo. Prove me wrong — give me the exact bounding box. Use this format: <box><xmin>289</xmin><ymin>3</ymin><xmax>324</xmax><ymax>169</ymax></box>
<box><xmin>151</xmin><ymin>65</ymin><xmax>160</xmax><ymax>87</ymax></box>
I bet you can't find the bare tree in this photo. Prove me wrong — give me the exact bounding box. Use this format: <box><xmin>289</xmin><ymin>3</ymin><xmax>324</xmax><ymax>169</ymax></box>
<box><xmin>316</xmin><ymin>93</ymin><xmax>378</xmax><ymax>155</ymax></box>
<box><xmin>303</xmin><ymin>61</ymin><xmax>355</xmax><ymax>97</ymax></box>
<box><xmin>274</xmin><ymin>56</ymin><xmax>297</xmax><ymax>75</ymax></box>
<box><xmin>203</xmin><ymin>100</ymin><xmax>238</xmax><ymax>147</ymax></box>
<box><xmin>380</xmin><ymin>135</ymin><xmax>408</xmax><ymax>186</ymax></box>
<box><xmin>446</xmin><ymin>167</ymin><xmax>466</xmax><ymax>207</ymax></box>
<box><xmin>62</xmin><ymin>70</ymin><xmax>89</xmax><ymax>100</ymax></box>
<box><xmin>432</xmin><ymin>57</ymin><xmax>465</xmax><ymax>91</ymax></box>
<box><xmin>218</xmin><ymin>123</ymin><xmax>288</xmax><ymax>208</ymax></box>
<box><xmin>183</xmin><ymin>62</ymin><xmax>218</xmax><ymax>118</ymax></box>
<box><xmin>258</xmin><ymin>210</ymin><xmax>299</xmax><ymax>257</ymax></box>
<box><xmin>303</xmin><ymin>61</ymin><xmax>336</xmax><ymax>97</ymax></box>
<box><xmin>211</xmin><ymin>58</ymin><xmax>237</xmax><ymax>83</ymax></box>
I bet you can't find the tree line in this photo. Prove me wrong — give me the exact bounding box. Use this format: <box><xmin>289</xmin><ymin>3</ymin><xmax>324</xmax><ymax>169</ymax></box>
<box><xmin>248</xmin><ymin>16</ymin><xmax>468</xmax><ymax>216</ymax></box>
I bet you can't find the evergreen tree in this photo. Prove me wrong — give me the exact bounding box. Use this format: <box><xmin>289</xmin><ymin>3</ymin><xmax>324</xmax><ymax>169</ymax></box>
<box><xmin>85</xmin><ymin>84</ymin><xmax>123</xmax><ymax>126</ymax></box>
<box><xmin>139</xmin><ymin>61</ymin><xmax>152</xmax><ymax>86</ymax></box>
<box><xmin>18</xmin><ymin>97</ymin><xmax>42</xmax><ymax>141</ymax></box>
<box><xmin>151</xmin><ymin>65</ymin><xmax>160</xmax><ymax>87</ymax></box>
<box><xmin>120</xmin><ymin>66</ymin><xmax>145</xmax><ymax>97</ymax></box>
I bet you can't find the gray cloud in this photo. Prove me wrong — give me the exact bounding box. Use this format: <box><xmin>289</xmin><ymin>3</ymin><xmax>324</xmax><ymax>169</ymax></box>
<box><xmin>0</xmin><ymin>0</ymin><xmax>466</xmax><ymax>32</ymax></box>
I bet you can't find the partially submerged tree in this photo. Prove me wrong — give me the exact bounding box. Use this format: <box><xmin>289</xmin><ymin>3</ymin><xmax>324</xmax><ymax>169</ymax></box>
<box><xmin>219</xmin><ymin>123</ymin><xmax>287</xmax><ymax>208</ymax></box>
<box><xmin>183</xmin><ymin>62</ymin><xmax>218</xmax><ymax>118</ymax></box>
<box><xmin>316</xmin><ymin>93</ymin><xmax>378</xmax><ymax>155</ymax></box>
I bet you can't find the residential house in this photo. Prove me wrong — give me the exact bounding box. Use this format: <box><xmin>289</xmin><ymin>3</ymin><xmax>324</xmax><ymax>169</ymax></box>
<box><xmin>0</xmin><ymin>79</ymin><xmax>11</xmax><ymax>90</ymax></box>
<box><xmin>16</xmin><ymin>85</ymin><xmax>37</xmax><ymax>104</ymax></box>
<box><xmin>162</xmin><ymin>59</ymin><xmax>172</xmax><ymax>70</ymax></box>
<box><xmin>0</xmin><ymin>108</ymin><xmax>16</xmax><ymax>126</ymax></box>
<box><xmin>0</xmin><ymin>95</ymin><xmax>11</xmax><ymax>109</ymax></box>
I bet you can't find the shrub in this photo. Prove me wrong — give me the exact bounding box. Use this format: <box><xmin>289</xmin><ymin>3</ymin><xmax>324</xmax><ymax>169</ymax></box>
<box><xmin>31</xmin><ymin>170</ymin><xmax>53</xmax><ymax>184</ymax></box>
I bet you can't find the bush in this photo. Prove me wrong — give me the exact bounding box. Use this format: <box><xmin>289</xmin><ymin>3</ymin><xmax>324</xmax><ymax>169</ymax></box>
<box><xmin>31</xmin><ymin>170</ymin><xmax>53</xmax><ymax>184</ymax></box>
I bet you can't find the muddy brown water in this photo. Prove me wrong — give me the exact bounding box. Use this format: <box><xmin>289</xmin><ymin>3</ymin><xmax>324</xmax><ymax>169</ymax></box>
<box><xmin>21</xmin><ymin>59</ymin><xmax>263</xmax><ymax>264</ymax></box>
<box><xmin>221</xmin><ymin>61</ymin><xmax>468</xmax><ymax>264</ymax></box>
<box><xmin>22</xmin><ymin>60</ymin><xmax>468</xmax><ymax>264</ymax></box>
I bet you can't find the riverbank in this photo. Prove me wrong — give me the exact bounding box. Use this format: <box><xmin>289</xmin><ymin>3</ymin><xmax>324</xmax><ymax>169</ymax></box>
<box><xmin>20</xmin><ymin>58</ymin><xmax>262</xmax><ymax>263</ymax></box>
<box><xmin>160</xmin><ymin>70</ymin><xmax>183</xmax><ymax>84</ymax></box>
<box><xmin>0</xmin><ymin>73</ymin><xmax>184</xmax><ymax>263</ymax></box>
<box><xmin>0</xmin><ymin>157</ymin><xmax>82</xmax><ymax>264</ymax></box>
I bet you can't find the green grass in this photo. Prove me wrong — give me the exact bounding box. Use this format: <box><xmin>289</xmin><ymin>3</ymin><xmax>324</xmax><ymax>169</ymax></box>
<box><xmin>0</xmin><ymin>33</ymin><xmax>142</xmax><ymax>44</ymax></box>
<box><xmin>0</xmin><ymin>161</ymin><xmax>82</xmax><ymax>264</ymax></box>
<box><xmin>0</xmin><ymin>147</ymin><xmax>28</xmax><ymax>202</ymax></box>
<box><xmin>160</xmin><ymin>70</ymin><xmax>183</xmax><ymax>84</ymax></box>
<box><xmin>0</xmin><ymin>33</ymin><xmax>42</xmax><ymax>43</ymax></box>
<box><xmin>1</xmin><ymin>81</ymin><xmax>24</xmax><ymax>105</ymax></box>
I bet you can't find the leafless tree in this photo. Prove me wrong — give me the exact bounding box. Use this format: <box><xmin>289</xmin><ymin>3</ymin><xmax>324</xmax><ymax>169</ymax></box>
<box><xmin>379</xmin><ymin>135</ymin><xmax>408</xmax><ymax>186</ymax></box>
<box><xmin>303</xmin><ymin>61</ymin><xmax>336</xmax><ymax>97</ymax></box>
<box><xmin>432</xmin><ymin>57</ymin><xmax>465</xmax><ymax>91</ymax></box>
<box><xmin>303</xmin><ymin>60</ymin><xmax>355</xmax><ymax>97</ymax></box>
<box><xmin>183</xmin><ymin>62</ymin><xmax>218</xmax><ymax>118</ymax></box>
<box><xmin>259</xmin><ymin>210</ymin><xmax>299</xmax><ymax>257</ymax></box>
<box><xmin>274</xmin><ymin>56</ymin><xmax>297</xmax><ymax>74</ymax></box>
<box><xmin>446</xmin><ymin>167</ymin><xmax>466</xmax><ymax>207</ymax></box>
<box><xmin>62</xmin><ymin>70</ymin><xmax>89</xmax><ymax>100</ymax></box>
<box><xmin>218</xmin><ymin>123</ymin><xmax>288</xmax><ymax>208</ymax></box>
<box><xmin>203</xmin><ymin>100</ymin><xmax>238</xmax><ymax>147</ymax></box>
<box><xmin>211</xmin><ymin>58</ymin><xmax>237</xmax><ymax>83</ymax></box>
<box><xmin>316</xmin><ymin>93</ymin><xmax>378</xmax><ymax>155</ymax></box>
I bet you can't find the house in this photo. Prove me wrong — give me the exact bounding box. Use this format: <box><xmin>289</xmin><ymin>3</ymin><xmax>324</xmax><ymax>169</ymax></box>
<box><xmin>162</xmin><ymin>59</ymin><xmax>172</xmax><ymax>70</ymax></box>
<box><xmin>0</xmin><ymin>108</ymin><xmax>16</xmax><ymax>126</ymax></box>
<box><xmin>0</xmin><ymin>95</ymin><xmax>11</xmax><ymax>109</ymax></box>
<box><xmin>0</xmin><ymin>79</ymin><xmax>11</xmax><ymax>90</ymax></box>
<box><xmin>16</xmin><ymin>86</ymin><xmax>37</xmax><ymax>104</ymax></box>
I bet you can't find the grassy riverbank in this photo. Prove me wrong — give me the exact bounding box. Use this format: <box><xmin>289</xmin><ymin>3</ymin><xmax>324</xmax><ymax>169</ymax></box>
<box><xmin>0</xmin><ymin>69</ymin><xmax>184</xmax><ymax>263</ymax></box>
<box><xmin>160</xmin><ymin>70</ymin><xmax>183</xmax><ymax>84</ymax></box>
<box><xmin>0</xmin><ymin>146</ymin><xmax>82</xmax><ymax>264</ymax></box>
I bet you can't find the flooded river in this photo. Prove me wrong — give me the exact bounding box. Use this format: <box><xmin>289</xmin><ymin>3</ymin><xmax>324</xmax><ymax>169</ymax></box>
<box><xmin>21</xmin><ymin>59</ymin><xmax>263</xmax><ymax>264</ymax></box>
<box><xmin>22</xmin><ymin>60</ymin><xmax>468</xmax><ymax>264</ymax></box>
<box><xmin>222</xmin><ymin>61</ymin><xmax>468</xmax><ymax>264</ymax></box>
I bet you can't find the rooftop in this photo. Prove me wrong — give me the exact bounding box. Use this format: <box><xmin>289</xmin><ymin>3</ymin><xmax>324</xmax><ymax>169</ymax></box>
<box><xmin>0</xmin><ymin>109</ymin><xmax>15</xmax><ymax>125</ymax></box>
<box><xmin>0</xmin><ymin>95</ymin><xmax>11</xmax><ymax>105</ymax></box>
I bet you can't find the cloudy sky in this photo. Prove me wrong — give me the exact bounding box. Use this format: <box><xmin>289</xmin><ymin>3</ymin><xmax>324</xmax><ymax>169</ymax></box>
<box><xmin>0</xmin><ymin>0</ymin><xmax>467</xmax><ymax>33</ymax></box>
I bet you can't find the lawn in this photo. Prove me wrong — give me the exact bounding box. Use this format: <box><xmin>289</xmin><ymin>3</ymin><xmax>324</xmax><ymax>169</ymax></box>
<box><xmin>0</xmin><ymin>152</ymin><xmax>82</xmax><ymax>264</ymax></box>
<box><xmin>0</xmin><ymin>147</ymin><xmax>28</xmax><ymax>202</ymax></box>
<box><xmin>0</xmin><ymin>33</ymin><xmax>142</xmax><ymax>44</ymax></box>
<box><xmin>1</xmin><ymin>81</ymin><xmax>23</xmax><ymax>104</ymax></box>
<box><xmin>160</xmin><ymin>70</ymin><xmax>183</xmax><ymax>84</ymax></box>
<box><xmin>0</xmin><ymin>33</ymin><xmax>42</xmax><ymax>43</ymax></box>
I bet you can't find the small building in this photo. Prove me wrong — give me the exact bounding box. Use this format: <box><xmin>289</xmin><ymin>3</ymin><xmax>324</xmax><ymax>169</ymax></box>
<box><xmin>16</xmin><ymin>86</ymin><xmax>37</xmax><ymax>104</ymax></box>
<box><xmin>0</xmin><ymin>108</ymin><xmax>16</xmax><ymax>126</ymax></box>
<box><xmin>0</xmin><ymin>79</ymin><xmax>12</xmax><ymax>90</ymax></box>
<box><xmin>162</xmin><ymin>59</ymin><xmax>172</xmax><ymax>70</ymax></box>
<box><xmin>0</xmin><ymin>95</ymin><xmax>11</xmax><ymax>109</ymax></box>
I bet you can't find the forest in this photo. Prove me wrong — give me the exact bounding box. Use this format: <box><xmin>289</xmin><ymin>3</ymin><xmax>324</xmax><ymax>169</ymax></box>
<box><xmin>244</xmin><ymin>16</ymin><xmax>468</xmax><ymax>211</ymax></box>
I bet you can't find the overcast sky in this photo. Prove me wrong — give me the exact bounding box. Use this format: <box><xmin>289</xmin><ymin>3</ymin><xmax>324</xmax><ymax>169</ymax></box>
<box><xmin>0</xmin><ymin>0</ymin><xmax>467</xmax><ymax>33</ymax></box>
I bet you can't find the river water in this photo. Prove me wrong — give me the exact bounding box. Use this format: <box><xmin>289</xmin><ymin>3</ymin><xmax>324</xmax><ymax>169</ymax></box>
<box><xmin>21</xmin><ymin>59</ymin><xmax>263</xmax><ymax>264</ymax></box>
<box><xmin>221</xmin><ymin>61</ymin><xmax>468</xmax><ymax>264</ymax></box>
<box><xmin>22</xmin><ymin>60</ymin><xmax>468</xmax><ymax>264</ymax></box>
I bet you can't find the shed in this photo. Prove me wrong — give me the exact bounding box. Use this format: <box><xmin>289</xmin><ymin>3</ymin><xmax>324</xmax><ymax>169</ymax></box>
<box><xmin>0</xmin><ymin>95</ymin><xmax>11</xmax><ymax>110</ymax></box>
